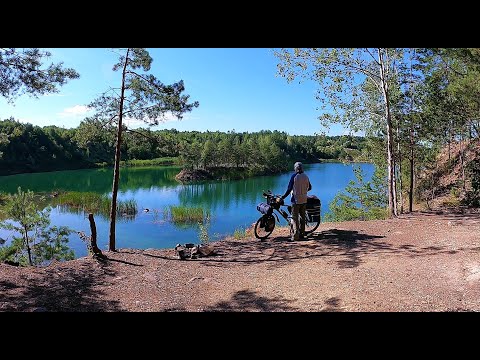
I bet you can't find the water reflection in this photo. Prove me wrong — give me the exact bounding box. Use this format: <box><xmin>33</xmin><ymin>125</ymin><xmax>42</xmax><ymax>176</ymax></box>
<box><xmin>56</xmin><ymin>205</ymin><xmax>138</xmax><ymax>223</ymax></box>
<box><xmin>177</xmin><ymin>175</ymin><xmax>282</xmax><ymax>211</ymax></box>
<box><xmin>0</xmin><ymin>166</ymin><xmax>181</xmax><ymax>195</ymax></box>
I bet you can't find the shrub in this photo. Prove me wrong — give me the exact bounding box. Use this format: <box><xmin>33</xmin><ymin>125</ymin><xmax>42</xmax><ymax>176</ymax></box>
<box><xmin>325</xmin><ymin>165</ymin><xmax>388</xmax><ymax>222</ymax></box>
<box><xmin>0</xmin><ymin>187</ymin><xmax>74</xmax><ymax>266</ymax></box>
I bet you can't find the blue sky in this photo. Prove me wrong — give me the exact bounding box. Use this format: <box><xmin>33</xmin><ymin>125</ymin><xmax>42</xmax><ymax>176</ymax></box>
<box><xmin>0</xmin><ymin>48</ymin><xmax>349</xmax><ymax>136</ymax></box>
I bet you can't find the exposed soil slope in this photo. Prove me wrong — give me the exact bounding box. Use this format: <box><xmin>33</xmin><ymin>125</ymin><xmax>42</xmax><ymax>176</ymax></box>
<box><xmin>417</xmin><ymin>138</ymin><xmax>480</xmax><ymax>209</ymax></box>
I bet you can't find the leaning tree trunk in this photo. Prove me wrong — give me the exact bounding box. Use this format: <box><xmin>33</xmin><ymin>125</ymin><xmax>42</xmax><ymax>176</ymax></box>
<box><xmin>88</xmin><ymin>213</ymin><xmax>103</xmax><ymax>257</ymax></box>
<box><xmin>109</xmin><ymin>48</ymin><xmax>130</xmax><ymax>252</ymax></box>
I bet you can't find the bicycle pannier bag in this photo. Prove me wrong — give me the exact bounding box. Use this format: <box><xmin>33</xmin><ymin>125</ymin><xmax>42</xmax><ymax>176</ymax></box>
<box><xmin>306</xmin><ymin>195</ymin><xmax>321</xmax><ymax>222</ymax></box>
<box><xmin>257</xmin><ymin>202</ymin><xmax>273</xmax><ymax>215</ymax></box>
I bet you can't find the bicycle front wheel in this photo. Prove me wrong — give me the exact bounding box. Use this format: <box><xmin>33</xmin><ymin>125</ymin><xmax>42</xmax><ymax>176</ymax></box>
<box><xmin>254</xmin><ymin>214</ymin><xmax>275</xmax><ymax>240</ymax></box>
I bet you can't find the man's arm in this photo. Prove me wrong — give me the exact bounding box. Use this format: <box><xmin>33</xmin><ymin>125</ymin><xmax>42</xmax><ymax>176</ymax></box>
<box><xmin>281</xmin><ymin>174</ymin><xmax>296</xmax><ymax>199</ymax></box>
<box><xmin>308</xmin><ymin>180</ymin><xmax>312</xmax><ymax>191</ymax></box>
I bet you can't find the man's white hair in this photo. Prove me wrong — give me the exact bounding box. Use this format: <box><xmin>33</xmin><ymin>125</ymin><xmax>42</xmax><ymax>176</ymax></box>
<box><xmin>294</xmin><ymin>162</ymin><xmax>303</xmax><ymax>172</ymax></box>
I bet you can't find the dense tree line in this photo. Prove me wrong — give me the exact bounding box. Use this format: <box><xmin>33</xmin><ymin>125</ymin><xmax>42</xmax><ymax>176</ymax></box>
<box><xmin>0</xmin><ymin>118</ymin><xmax>90</xmax><ymax>174</ymax></box>
<box><xmin>0</xmin><ymin>119</ymin><xmax>368</xmax><ymax>176</ymax></box>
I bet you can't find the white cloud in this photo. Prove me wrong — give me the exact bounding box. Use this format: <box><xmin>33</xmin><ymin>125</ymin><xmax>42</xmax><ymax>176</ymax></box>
<box><xmin>58</xmin><ymin>105</ymin><xmax>91</xmax><ymax>118</ymax></box>
<box><xmin>42</xmin><ymin>93</ymin><xmax>67</xmax><ymax>97</ymax></box>
<box><xmin>123</xmin><ymin>112</ymin><xmax>191</xmax><ymax>128</ymax></box>
<box><xmin>162</xmin><ymin>112</ymin><xmax>180</xmax><ymax>122</ymax></box>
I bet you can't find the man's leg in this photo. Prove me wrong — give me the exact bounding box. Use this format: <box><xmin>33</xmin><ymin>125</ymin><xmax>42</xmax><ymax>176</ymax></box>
<box><xmin>291</xmin><ymin>203</ymin><xmax>300</xmax><ymax>240</ymax></box>
<box><xmin>299</xmin><ymin>203</ymin><xmax>307</xmax><ymax>238</ymax></box>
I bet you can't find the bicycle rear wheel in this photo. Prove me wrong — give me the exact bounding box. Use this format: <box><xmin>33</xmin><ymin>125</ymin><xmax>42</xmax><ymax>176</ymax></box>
<box><xmin>304</xmin><ymin>212</ymin><xmax>320</xmax><ymax>235</ymax></box>
<box><xmin>254</xmin><ymin>214</ymin><xmax>275</xmax><ymax>240</ymax></box>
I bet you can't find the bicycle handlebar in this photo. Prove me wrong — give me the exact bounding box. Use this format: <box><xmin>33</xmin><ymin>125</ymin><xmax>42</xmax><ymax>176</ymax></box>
<box><xmin>262</xmin><ymin>190</ymin><xmax>284</xmax><ymax>206</ymax></box>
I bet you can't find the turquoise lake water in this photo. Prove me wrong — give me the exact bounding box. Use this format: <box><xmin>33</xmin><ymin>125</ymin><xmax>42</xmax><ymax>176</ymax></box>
<box><xmin>0</xmin><ymin>163</ymin><xmax>374</xmax><ymax>258</ymax></box>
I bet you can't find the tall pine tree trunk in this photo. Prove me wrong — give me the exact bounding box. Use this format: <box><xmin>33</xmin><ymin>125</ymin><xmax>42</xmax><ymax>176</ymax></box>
<box><xmin>378</xmin><ymin>49</ymin><xmax>397</xmax><ymax>217</ymax></box>
<box><xmin>397</xmin><ymin>125</ymin><xmax>404</xmax><ymax>214</ymax></box>
<box><xmin>459</xmin><ymin>135</ymin><xmax>467</xmax><ymax>194</ymax></box>
<box><xmin>448</xmin><ymin>132</ymin><xmax>451</xmax><ymax>161</ymax></box>
<box><xmin>409</xmin><ymin>122</ymin><xmax>415</xmax><ymax>213</ymax></box>
<box><xmin>387</xmin><ymin>118</ymin><xmax>397</xmax><ymax>217</ymax></box>
<box><xmin>109</xmin><ymin>48</ymin><xmax>130</xmax><ymax>252</ymax></box>
<box><xmin>407</xmin><ymin>48</ymin><xmax>416</xmax><ymax>214</ymax></box>
<box><xmin>24</xmin><ymin>225</ymin><xmax>33</xmax><ymax>266</ymax></box>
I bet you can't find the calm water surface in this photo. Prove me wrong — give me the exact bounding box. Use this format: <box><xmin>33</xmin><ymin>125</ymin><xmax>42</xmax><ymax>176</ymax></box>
<box><xmin>0</xmin><ymin>163</ymin><xmax>374</xmax><ymax>258</ymax></box>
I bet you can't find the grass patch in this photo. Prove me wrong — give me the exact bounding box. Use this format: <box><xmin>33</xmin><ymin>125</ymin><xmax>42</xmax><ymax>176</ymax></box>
<box><xmin>233</xmin><ymin>226</ymin><xmax>248</xmax><ymax>240</ymax></box>
<box><xmin>441</xmin><ymin>196</ymin><xmax>461</xmax><ymax>208</ymax></box>
<box><xmin>121</xmin><ymin>157</ymin><xmax>180</xmax><ymax>167</ymax></box>
<box><xmin>94</xmin><ymin>162</ymin><xmax>110</xmax><ymax>168</ymax></box>
<box><xmin>117</xmin><ymin>199</ymin><xmax>138</xmax><ymax>215</ymax></box>
<box><xmin>165</xmin><ymin>205</ymin><xmax>209</xmax><ymax>224</ymax></box>
<box><xmin>55</xmin><ymin>191</ymin><xmax>137</xmax><ymax>217</ymax></box>
<box><xmin>324</xmin><ymin>207</ymin><xmax>388</xmax><ymax>222</ymax></box>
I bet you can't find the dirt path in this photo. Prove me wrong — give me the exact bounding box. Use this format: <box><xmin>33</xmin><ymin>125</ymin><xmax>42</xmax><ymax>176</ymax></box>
<box><xmin>1</xmin><ymin>210</ymin><xmax>480</xmax><ymax>312</ymax></box>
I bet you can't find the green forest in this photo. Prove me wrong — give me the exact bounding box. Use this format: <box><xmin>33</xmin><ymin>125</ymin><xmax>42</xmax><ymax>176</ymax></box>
<box><xmin>0</xmin><ymin>119</ymin><xmax>368</xmax><ymax>176</ymax></box>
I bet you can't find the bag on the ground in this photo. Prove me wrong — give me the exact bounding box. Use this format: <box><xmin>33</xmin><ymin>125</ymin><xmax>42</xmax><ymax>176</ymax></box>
<box><xmin>256</xmin><ymin>202</ymin><xmax>273</xmax><ymax>215</ymax></box>
<box><xmin>306</xmin><ymin>195</ymin><xmax>321</xmax><ymax>222</ymax></box>
<box><xmin>175</xmin><ymin>243</ymin><xmax>215</xmax><ymax>260</ymax></box>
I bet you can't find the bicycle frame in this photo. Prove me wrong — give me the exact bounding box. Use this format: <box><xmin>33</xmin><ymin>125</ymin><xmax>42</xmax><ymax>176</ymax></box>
<box><xmin>263</xmin><ymin>192</ymin><xmax>292</xmax><ymax>225</ymax></box>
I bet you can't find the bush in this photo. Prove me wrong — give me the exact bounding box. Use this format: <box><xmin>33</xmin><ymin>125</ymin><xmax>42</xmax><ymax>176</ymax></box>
<box><xmin>325</xmin><ymin>165</ymin><xmax>388</xmax><ymax>222</ymax></box>
<box><xmin>0</xmin><ymin>187</ymin><xmax>74</xmax><ymax>266</ymax></box>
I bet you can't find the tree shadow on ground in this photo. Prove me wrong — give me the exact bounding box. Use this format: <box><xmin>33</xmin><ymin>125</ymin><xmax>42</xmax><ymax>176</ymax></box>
<box><xmin>309</xmin><ymin>229</ymin><xmax>387</xmax><ymax>268</ymax></box>
<box><xmin>320</xmin><ymin>296</ymin><xmax>344</xmax><ymax>312</ymax></box>
<box><xmin>189</xmin><ymin>228</ymin><xmax>386</xmax><ymax>270</ymax></box>
<box><xmin>141</xmin><ymin>210</ymin><xmax>480</xmax><ymax>271</ymax></box>
<box><xmin>401</xmin><ymin>210</ymin><xmax>480</xmax><ymax>224</ymax></box>
<box><xmin>0</xmin><ymin>255</ymin><xmax>130</xmax><ymax>312</ymax></box>
<box><xmin>162</xmin><ymin>307</ymin><xmax>187</xmax><ymax>312</ymax></box>
<box><xmin>140</xmin><ymin>229</ymin><xmax>389</xmax><ymax>269</ymax></box>
<box><xmin>204</xmin><ymin>289</ymin><xmax>297</xmax><ymax>312</ymax></box>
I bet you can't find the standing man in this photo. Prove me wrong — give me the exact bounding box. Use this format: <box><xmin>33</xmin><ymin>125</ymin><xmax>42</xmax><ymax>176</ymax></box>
<box><xmin>279</xmin><ymin>161</ymin><xmax>312</xmax><ymax>241</ymax></box>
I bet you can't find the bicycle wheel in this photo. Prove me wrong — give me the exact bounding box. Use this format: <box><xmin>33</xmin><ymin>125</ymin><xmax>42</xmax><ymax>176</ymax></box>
<box><xmin>254</xmin><ymin>215</ymin><xmax>275</xmax><ymax>240</ymax></box>
<box><xmin>304</xmin><ymin>212</ymin><xmax>320</xmax><ymax>235</ymax></box>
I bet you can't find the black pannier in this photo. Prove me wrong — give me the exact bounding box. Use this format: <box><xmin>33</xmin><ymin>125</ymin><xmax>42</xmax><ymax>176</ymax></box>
<box><xmin>306</xmin><ymin>195</ymin><xmax>321</xmax><ymax>222</ymax></box>
<box><xmin>257</xmin><ymin>202</ymin><xmax>273</xmax><ymax>215</ymax></box>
